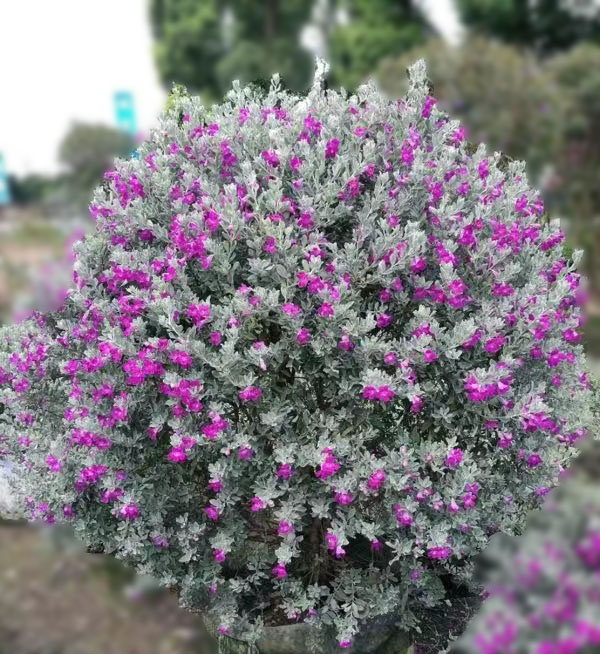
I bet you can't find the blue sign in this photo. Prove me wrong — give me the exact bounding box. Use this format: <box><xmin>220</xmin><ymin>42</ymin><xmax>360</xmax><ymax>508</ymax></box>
<box><xmin>114</xmin><ymin>91</ymin><xmax>137</xmax><ymax>137</ymax></box>
<box><xmin>0</xmin><ymin>153</ymin><xmax>11</xmax><ymax>206</ymax></box>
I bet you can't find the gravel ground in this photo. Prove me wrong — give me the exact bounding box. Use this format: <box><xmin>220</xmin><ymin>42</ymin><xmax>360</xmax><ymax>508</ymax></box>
<box><xmin>0</xmin><ymin>522</ymin><xmax>215</xmax><ymax>654</ymax></box>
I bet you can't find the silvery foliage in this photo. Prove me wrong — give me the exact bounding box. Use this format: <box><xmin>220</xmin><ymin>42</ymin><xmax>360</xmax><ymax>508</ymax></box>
<box><xmin>0</xmin><ymin>60</ymin><xmax>592</xmax><ymax>645</ymax></box>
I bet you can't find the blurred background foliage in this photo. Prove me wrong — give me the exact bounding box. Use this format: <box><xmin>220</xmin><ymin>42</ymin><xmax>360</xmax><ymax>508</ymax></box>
<box><xmin>150</xmin><ymin>0</ymin><xmax>315</xmax><ymax>101</ymax></box>
<box><xmin>456</xmin><ymin>0</ymin><xmax>600</xmax><ymax>53</ymax></box>
<box><xmin>58</xmin><ymin>123</ymin><xmax>135</xmax><ymax>209</ymax></box>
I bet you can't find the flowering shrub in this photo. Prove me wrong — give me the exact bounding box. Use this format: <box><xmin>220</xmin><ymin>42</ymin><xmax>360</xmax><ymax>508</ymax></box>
<box><xmin>454</xmin><ymin>469</ymin><xmax>600</xmax><ymax>654</ymax></box>
<box><xmin>0</xmin><ymin>61</ymin><xmax>592</xmax><ymax>647</ymax></box>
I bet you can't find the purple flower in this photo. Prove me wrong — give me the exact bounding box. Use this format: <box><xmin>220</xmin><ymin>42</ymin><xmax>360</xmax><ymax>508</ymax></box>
<box><xmin>316</xmin><ymin>450</ymin><xmax>340</xmax><ymax>479</ymax></box>
<box><xmin>119</xmin><ymin>503</ymin><xmax>140</xmax><ymax>521</ymax></box>
<box><xmin>422</xmin><ymin>95</ymin><xmax>436</xmax><ymax>118</ymax></box>
<box><xmin>484</xmin><ymin>335</ymin><xmax>505</xmax><ymax>355</ymax></box>
<box><xmin>411</xmin><ymin>257</ymin><xmax>427</xmax><ymax>274</ymax></box>
<box><xmin>264</xmin><ymin>236</ymin><xmax>277</xmax><ymax>254</ymax></box>
<box><xmin>169</xmin><ymin>350</ymin><xmax>193</xmax><ymax>368</ymax></box>
<box><xmin>334</xmin><ymin>491</ymin><xmax>353</xmax><ymax>505</ymax></box>
<box><xmin>338</xmin><ymin>333</ymin><xmax>354</xmax><ymax>350</ymax></box>
<box><xmin>394</xmin><ymin>505</ymin><xmax>414</xmax><ymax>526</ymax></box>
<box><xmin>282</xmin><ymin>302</ymin><xmax>302</xmax><ymax>317</ymax></box>
<box><xmin>411</xmin><ymin>396</ymin><xmax>424</xmax><ymax>413</ymax></box>
<box><xmin>168</xmin><ymin>447</ymin><xmax>187</xmax><ymax>463</ymax></box>
<box><xmin>272</xmin><ymin>562</ymin><xmax>287</xmax><ymax>578</ymax></box>
<box><xmin>427</xmin><ymin>546</ymin><xmax>452</xmax><ymax>560</ymax></box>
<box><xmin>261</xmin><ymin>150</ymin><xmax>280</xmax><ymax>167</ymax></box>
<box><xmin>239</xmin><ymin>386</ymin><xmax>262</xmax><ymax>403</ymax></box>
<box><xmin>276</xmin><ymin>463</ymin><xmax>294</xmax><ymax>479</ymax></box>
<box><xmin>152</xmin><ymin>535</ymin><xmax>169</xmax><ymax>549</ymax></box>
<box><xmin>445</xmin><ymin>448</ymin><xmax>464</xmax><ymax>469</ymax></box>
<box><xmin>278</xmin><ymin>521</ymin><xmax>294</xmax><ymax>535</ymax></box>
<box><xmin>296</xmin><ymin>328</ymin><xmax>311</xmax><ymax>345</ymax></box>
<box><xmin>376</xmin><ymin>313</ymin><xmax>393</xmax><ymax>328</ymax></box>
<box><xmin>325</xmin><ymin>138</ymin><xmax>340</xmax><ymax>159</ymax></box>
<box><xmin>317</xmin><ymin>302</ymin><xmax>334</xmax><ymax>318</ymax></box>
<box><xmin>325</xmin><ymin>532</ymin><xmax>340</xmax><ymax>554</ymax></box>
<box><xmin>250</xmin><ymin>496</ymin><xmax>265</xmax><ymax>512</ymax></box>
<box><xmin>563</xmin><ymin>328</ymin><xmax>581</xmax><ymax>344</ymax></box>
<box><xmin>423</xmin><ymin>349</ymin><xmax>438</xmax><ymax>363</ymax></box>
<box><xmin>46</xmin><ymin>455</ymin><xmax>62</xmax><ymax>473</ymax></box>
<box><xmin>101</xmin><ymin>488</ymin><xmax>124</xmax><ymax>504</ymax></box>
<box><xmin>187</xmin><ymin>303</ymin><xmax>211</xmax><ymax>327</ymax></box>
<box><xmin>205</xmin><ymin>505</ymin><xmax>220</xmax><ymax>521</ymax></box>
<box><xmin>367</xmin><ymin>469</ymin><xmax>386</xmax><ymax>491</ymax></box>
<box><xmin>208</xmin><ymin>479</ymin><xmax>223</xmax><ymax>493</ymax></box>
<box><xmin>493</xmin><ymin>282</ymin><xmax>514</xmax><ymax>297</ymax></box>
<box><xmin>463</xmin><ymin>492</ymin><xmax>478</xmax><ymax>509</ymax></box>
<box><xmin>238</xmin><ymin>445</ymin><xmax>254</xmax><ymax>460</ymax></box>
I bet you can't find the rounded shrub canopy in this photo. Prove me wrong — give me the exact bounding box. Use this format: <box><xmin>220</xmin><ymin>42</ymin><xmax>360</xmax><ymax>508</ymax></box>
<box><xmin>0</xmin><ymin>61</ymin><xmax>592</xmax><ymax>646</ymax></box>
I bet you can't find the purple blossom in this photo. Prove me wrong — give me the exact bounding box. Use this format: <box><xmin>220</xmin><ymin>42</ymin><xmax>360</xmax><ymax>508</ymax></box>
<box><xmin>484</xmin><ymin>335</ymin><xmax>506</xmax><ymax>354</ymax></box>
<box><xmin>445</xmin><ymin>448</ymin><xmax>463</xmax><ymax>469</ymax></box>
<box><xmin>261</xmin><ymin>150</ymin><xmax>280</xmax><ymax>167</ymax></box>
<box><xmin>278</xmin><ymin>521</ymin><xmax>294</xmax><ymax>535</ymax></box>
<box><xmin>250</xmin><ymin>496</ymin><xmax>266</xmax><ymax>512</ymax></box>
<box><xmin>317</xmin><ymin>302</ymin><xmax>334</xmax><ymax>318</ymax></box>
<box><xmin>168</xmin><ymin>447</ymin><xmax>187</xmax><ymax>463</ymax></box>
<box><xmin>367</xmin><ymin>469</ymin><xmax>386</xmax><ymax>491</ymax></box>
<box><xmin>423</xmin><ymin>349</ymin><xmax>438</xmax><ymax>363</ymax></box>
<box><xmin>272</xmin><ymin>562</ymin><xmax>287</xmax><ymax>579</ymax></box>
<box><xmin>205</xmin><ymin>505</ymin><xmax>220</xmax><ymax>521</ymax></box>
<box><xmin>119</xmin><ymin>503</ymin><xmax>140</xmax><ymax>521</ymax></box>
<box><xmin>334</xmin><ymin>490</ymin><xmax>353</xmax><ymax>505</ymax></box>
<box><xmin>427</xmin><ymin>546</ymin><xmax>452</xmax><ymax>560</ymax></box>
<box><xmin>316</xmin><ymin>450</ymin><xmax>340</xmax><ymax>479</ymax></box>
<box><xmin>276</xmin><ymin>463</ymin><xmax>294</xmax><ymax>479</ymax></box>
<box><xmin>239</xmin><ymin>386</ymin><xmax>262</xmax><ymax>403</ymax></box>
<box><xmin>282</xmin><ymin>302</ymin><xmax>301</xmax><ymax>317</ymax></box>
<box><xmin>325</xmin><ymin>138</ymin><xmax>340</xmax><ymax>159</ymax></box>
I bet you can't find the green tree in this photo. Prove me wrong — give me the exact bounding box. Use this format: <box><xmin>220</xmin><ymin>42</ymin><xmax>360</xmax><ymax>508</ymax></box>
<box><xmin>545</xmin><ymin>44</ymin><xmax>600</xmax><ymax>293</ymax></box>
<box><xmin>456</xmin><ymin>0</ymin><xmax>600</xmax><ymax>54</ymax></box>
<box><xmin>326</xmin><ymin>0</ymin><xmax>427</xmax><ymax>91</ymax></box>
<box><xmin>58</xmin><ymin>123</ymin><xmax>135</xmax><ymax>207</ymax></box>
<box><xmin>150</xmin><ymin>0</ymin><xmax>314</xmax><ymax>99</ymax></box>
<box><xmin>8</xmin><ymin>173</ymin><xmax>63</xmax><ymax>206</ymax></box>
<box><xmin>150</xmin><ymin>0</ymin><xmax>428</xmax><ymax>99</ymax></box>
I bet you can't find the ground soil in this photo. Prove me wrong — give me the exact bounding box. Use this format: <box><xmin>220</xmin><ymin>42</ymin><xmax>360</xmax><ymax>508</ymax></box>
<box><xmin>0</xmin><ymin>522</ymin><xmax>215</xmax><ymax>654</ymax></box>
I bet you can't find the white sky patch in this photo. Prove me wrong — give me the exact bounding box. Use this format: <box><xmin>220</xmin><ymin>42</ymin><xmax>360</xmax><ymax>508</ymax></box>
<box><xmin>0</xmin><ymin>0</ymin><xmax>165</xmax><ymax>176</ymax></box>
<box><xmin>416</xmin><ymin>0</ymin><xmax>464</xmax><ymax>46</ymax></box>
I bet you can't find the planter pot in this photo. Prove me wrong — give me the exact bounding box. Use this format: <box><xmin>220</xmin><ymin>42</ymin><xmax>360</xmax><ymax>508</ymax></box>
<box><xmin>203</xmin><ymin>614</ymin><xmax>412</xmax><ymax>654</ymax></box>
